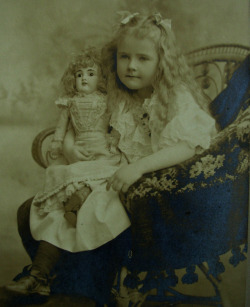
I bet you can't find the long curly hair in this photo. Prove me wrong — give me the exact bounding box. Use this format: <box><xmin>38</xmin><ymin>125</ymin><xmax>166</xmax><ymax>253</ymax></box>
<box><xmin>102</xmin><ymin>12</ymin><xmax>210</xmax><ymax>134</ymax></box>
<box><xmin>61</xmin><ymin>47</ymin><xmax>106</xmax><ymax>97</ymax></box>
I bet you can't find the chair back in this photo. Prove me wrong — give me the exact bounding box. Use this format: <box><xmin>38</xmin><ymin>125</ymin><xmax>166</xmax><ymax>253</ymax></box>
<box><xmin>32</xmin><ymin>44</ymin><xmax>250</xmax><ymax>168</ymax></box>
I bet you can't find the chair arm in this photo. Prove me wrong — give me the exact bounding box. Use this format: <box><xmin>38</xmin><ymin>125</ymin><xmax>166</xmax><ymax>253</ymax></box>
<box><xmin>31</xmin><ymin>127</ymin><xmax>55</xmax><ymax>168</ymax></box>
<box><xmin>123</xmin><ymin>106</ymin><xmax>249</xmax><ymax>205</ymax></box>
<box><xmin>120</xmin><ymin>108</ymin><xmax>249</xmax><ymax>270</ymax></box>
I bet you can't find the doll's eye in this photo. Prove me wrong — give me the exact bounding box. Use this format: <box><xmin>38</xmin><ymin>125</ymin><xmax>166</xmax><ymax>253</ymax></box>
<box><xmin>76</xmin><ymin>73</ymin><xmax>82</xmax><ymax>78</ymax></box>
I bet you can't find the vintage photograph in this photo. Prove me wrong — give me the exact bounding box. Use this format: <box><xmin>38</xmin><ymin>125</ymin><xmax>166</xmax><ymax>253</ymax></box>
<box><xmin>0</xmin><ymin>0</ymin><xmax>249</xmax><ymax>306</ymax></box>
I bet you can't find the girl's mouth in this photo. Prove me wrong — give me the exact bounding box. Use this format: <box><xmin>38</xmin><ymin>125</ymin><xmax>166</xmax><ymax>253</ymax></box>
<box><xmin>126</xmin><ymin>75</ymin><xmax>139</xmax><ymax>78</ymax></box>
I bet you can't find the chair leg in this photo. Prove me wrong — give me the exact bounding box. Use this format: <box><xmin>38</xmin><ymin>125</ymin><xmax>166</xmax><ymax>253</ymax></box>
<box><xmin>113</xmin><ymin>265</ymin><xmax>225</xmax><ymax>307</ymax></box>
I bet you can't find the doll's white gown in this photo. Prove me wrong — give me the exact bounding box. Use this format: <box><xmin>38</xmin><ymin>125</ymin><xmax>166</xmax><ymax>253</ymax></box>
<box><xmin>30</xmin><ymin>93</ymin><xmax>131</xmax><ymax>252</ymax></box>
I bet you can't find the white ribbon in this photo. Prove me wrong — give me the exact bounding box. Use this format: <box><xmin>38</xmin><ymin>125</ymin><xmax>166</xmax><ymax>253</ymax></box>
<box><xmin>154</xmin><ymin>13</ymin><xmax>171</xmax><ymax>29</ymax></box>
<box><xmin>119</xmin><ymin>12</ymin><xmax>139</xmax><ymax>25</ymax></box>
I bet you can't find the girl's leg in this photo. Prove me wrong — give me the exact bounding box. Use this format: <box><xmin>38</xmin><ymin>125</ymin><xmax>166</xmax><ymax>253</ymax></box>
<box><xmin>31</xmin><ymin>241</ymin><xmax>61</xmax><ymax>276</ymax></box>
<box><xmin>13</xmin><ymin>197</ymin><xmax>132</xmax><ymax>304</ymax></box>
<box><xmin>52</xmin><ymin>227</ymin><xmax>132</xmax><ymax>305</ymax></box>
<box><xmin>6</xmin><ymin>199</ymin><xmax>61</xmax><ymax>296</ymax></box>
<box><xmin>17</xmin><ymin>197</ymin><xmax>39</xmax><ymax>260</ymax></box>
<box><xmin>6</xmin><ymin>240</ymin><xmax>61</xmax><ymax>296</ymax></box>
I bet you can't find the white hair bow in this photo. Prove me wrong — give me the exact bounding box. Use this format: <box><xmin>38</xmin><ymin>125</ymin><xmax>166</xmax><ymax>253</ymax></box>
<box><xmin>154</xmin><ymin>13</ymin><xmax>171</xmax><ymax>30</ymax></box>
<box><xmin>116</xmin><ymin>11</ymin><xmax>171</xmax><ymax>30</ymax></box>
<box><xmin>117</xmin><ymin>11</ymin><xmax>139</xmax><ymax>25</ymax></box>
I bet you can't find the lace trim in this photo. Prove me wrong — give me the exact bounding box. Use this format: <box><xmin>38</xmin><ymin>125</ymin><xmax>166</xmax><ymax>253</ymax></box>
<box><xmin>70</xmin><ymin>100</ymin><xmax>107</xmax><ymax>131</ymax></box>
<box><xmin>33</xmin><ymin>167</ymin><xmax>117</xmax><ymax>205</ymax></box>
<box><xmin>36</xmin><ymin>182</ymin><xmax>87</xmax><ymax>215</ymax></box>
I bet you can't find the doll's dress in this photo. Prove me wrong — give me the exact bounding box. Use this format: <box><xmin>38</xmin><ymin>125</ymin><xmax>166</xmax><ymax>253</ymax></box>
<box><xmin>30</xmin><ymin>93</ymin><xmax>131</xmax><ymax>252</ymax></box>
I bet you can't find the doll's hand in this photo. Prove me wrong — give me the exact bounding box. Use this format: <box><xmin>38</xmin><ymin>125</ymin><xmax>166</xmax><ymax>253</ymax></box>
<box><xmin>66</xmin><ymin>145</ymin><xmax>94</xmax><ymax>163</ymax></box>
<box><xmin>106</xmin><ymin>164</ymin><xmax>143</xmax><ymax>193</ymax></box>
<box><xmin>49</xmin><ymin>140</ymin><xmax>63</xmax><ymax>159</ymax></box>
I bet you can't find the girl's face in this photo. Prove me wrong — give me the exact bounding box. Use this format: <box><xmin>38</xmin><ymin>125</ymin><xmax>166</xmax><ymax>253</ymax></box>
<box><xmin>117</xmin><ymin>35</ymin><xmax>159</xmax><ymax>96</ymax></box>
<box><xmin>75</xmin><ymin>65</ymin><xmax>99</xmax><ymax>94</ymax></box>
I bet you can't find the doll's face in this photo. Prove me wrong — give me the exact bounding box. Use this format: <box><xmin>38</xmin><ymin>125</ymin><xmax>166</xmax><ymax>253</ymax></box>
<box><xmin>117</xmin><ymin>35</ymin><xmax>159</xmax><ymax>96</ymax></box>
<box><xmin>75</xmin><ymin>65</ymin><xmax>99</xmax><ymax>94</ymax></box>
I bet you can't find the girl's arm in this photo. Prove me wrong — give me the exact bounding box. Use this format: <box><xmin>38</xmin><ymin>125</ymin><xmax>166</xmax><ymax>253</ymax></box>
<box><xmin>107</xmin><ymin>141</ymin><xmax>195</xmax><ymax>192</ymax></box>
<box><xmin>134</xmin><ymin>141</ymin><xmax>195</xmax><ymax>174</ymax></box>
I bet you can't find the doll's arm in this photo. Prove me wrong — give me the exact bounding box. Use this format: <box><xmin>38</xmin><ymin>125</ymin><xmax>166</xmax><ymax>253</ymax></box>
<box><xmin>49</xmin><ymin>108</ymin><xmax>69</xmax><ymax>159</ymax></box>
<box><xmin>63</xmin><ymin>125</ymin><xmax>94</xmax><ymax>163</ymax></box>
<box><xmin>107</xmin><ymin>141</ymin><xmax>195</xmax><ymax>192</ymax></box>
<box><xmin>62</xmin><ymin>125</ymin><xmax>75</xmax><ymax>161</ymax></box>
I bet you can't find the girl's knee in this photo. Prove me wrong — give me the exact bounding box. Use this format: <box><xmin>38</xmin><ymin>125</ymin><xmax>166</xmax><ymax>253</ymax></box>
<box><xmin>17</xmin><ymin>197</ymin><xmax>33</xmax><ymax>230</ymax></box>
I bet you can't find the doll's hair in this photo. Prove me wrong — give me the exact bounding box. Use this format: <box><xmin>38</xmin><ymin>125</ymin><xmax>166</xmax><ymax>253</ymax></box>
<box><xmin>61</xmin><ymin>47</ymin><xmax>106</xmax><ymax>97</ymax></box>
<box><xmin>102</xmin><ymin>12</ymin><xmax>210</xmax><ymax>133</ymax></box>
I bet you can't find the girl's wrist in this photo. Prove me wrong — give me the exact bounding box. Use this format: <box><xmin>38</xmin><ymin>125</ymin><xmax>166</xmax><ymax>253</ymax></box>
<box><xmin>131</xmin><ymin>160</ymin><xmax>146</xmax><ymax>176</ymax></box>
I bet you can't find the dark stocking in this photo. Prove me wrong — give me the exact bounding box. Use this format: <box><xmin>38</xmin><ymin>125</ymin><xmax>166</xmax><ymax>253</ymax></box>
<box><xmin>31</xmin><ymin>241</ymin><xmax>61</xmax><ymax>277</ymax></box>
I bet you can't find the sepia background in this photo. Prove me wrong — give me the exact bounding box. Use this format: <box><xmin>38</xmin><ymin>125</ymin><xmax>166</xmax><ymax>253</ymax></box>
<box><xmin>0</xmin><ymin>0</ymin><xmax>249</xmax><ymax>306</ymax></box>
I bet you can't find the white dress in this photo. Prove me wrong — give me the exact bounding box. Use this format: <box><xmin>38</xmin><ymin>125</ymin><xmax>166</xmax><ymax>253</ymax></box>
<box><xmin>110</xmin><ymin>84</ymin><xmax>217</xmax><ymax>163</ymax></box>
<box><xmin>30</xmin><ymin>93</ymin><xmax>131</xmax><ymax>252</ymax></box>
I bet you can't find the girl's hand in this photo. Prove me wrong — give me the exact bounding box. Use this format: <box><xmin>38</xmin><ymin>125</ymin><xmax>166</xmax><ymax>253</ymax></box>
<box><xmin>106</xmin><ymin>164</ymin><xmax>143</xmax><ymax>193</ymax></box>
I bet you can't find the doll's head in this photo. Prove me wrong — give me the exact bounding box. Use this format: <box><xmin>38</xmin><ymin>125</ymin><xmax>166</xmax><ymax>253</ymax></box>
<box><xmin>61</xmin><ymin>47</ymin><xmax>106</xmax><ymax>97</ymax></box>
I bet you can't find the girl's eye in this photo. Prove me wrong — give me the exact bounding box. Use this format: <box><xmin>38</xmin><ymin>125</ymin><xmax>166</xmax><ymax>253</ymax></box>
<box><xmin>120</xmin><ymin>54</ymin><xmax>129</xmax><ymax>59</ymax></box>
<box><xmin>77</xmin><ymin>73</ymin><xmax>82</xmax><ymax>78</ymax></box>
<box><xmin>139</xmin><ymin>57</ymin><xmax>148</xmax><ymax>61</ymax></box>
<box><xmin>89</xmin><ymin>72</ymin><xmax>94</xmax><ymax>76</ymax></box>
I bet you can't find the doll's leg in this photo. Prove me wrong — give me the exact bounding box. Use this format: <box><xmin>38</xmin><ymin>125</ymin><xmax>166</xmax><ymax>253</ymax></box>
<box><xmin>64</xmin><ymin>185</ymin><xmax>91</xmax><ymax>227</ymax></box>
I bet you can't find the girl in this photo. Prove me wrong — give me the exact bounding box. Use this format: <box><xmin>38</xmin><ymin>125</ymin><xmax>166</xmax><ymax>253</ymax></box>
<box><xmin>101</xmin><ymin>12</ymin><xmax>217</xmax><ymax>193</ymax></box>
<box><xmin>5</xmin><ymin>47</ymin><xmax>130</xmax><ymax>299</ymax></box>
<box><xmin>7</xmin><ymin>12</ymin><xmax>217</xmax><ymax>306</ymax></box>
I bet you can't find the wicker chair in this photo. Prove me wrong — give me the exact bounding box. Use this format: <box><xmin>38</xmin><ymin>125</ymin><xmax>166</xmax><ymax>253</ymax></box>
<box><xmin>31</xmin><ymin>44</ymin><xmax>250</xmax><ymax>307</ymax></box>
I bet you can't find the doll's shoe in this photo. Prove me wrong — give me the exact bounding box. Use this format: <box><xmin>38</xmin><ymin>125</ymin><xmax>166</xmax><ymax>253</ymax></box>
<box><xmin>64</xmin><ymin>211</ymin><xmax>77</xmax><ymax>227</ymax></box>
<box><xmin>5</xmin><ymin>267</ymin><xmax>50</xmax><ymax>297</ymax></box>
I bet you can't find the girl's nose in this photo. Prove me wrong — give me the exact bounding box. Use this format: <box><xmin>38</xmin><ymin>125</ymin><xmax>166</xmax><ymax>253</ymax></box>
<box><xmin>128</xmin><ymin>58</ymin><xmax>137</xmax><ymax>70</ymax></box>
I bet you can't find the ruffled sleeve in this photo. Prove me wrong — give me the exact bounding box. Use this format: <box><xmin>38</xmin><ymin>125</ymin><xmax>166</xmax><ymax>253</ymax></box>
<box><xmin>158</xmin><ymin>87</ymin><xmax>217</xmax><ymax>151</ymax></box>
<box><xmin>55</xmin><ymin>97</ymin><xmax>70</xmax><ymax>108</ymax></box>
<box><xmin>52</xmin><ymin>98</ymin><xmax>70</xmax><ymax>142</ymax></box>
